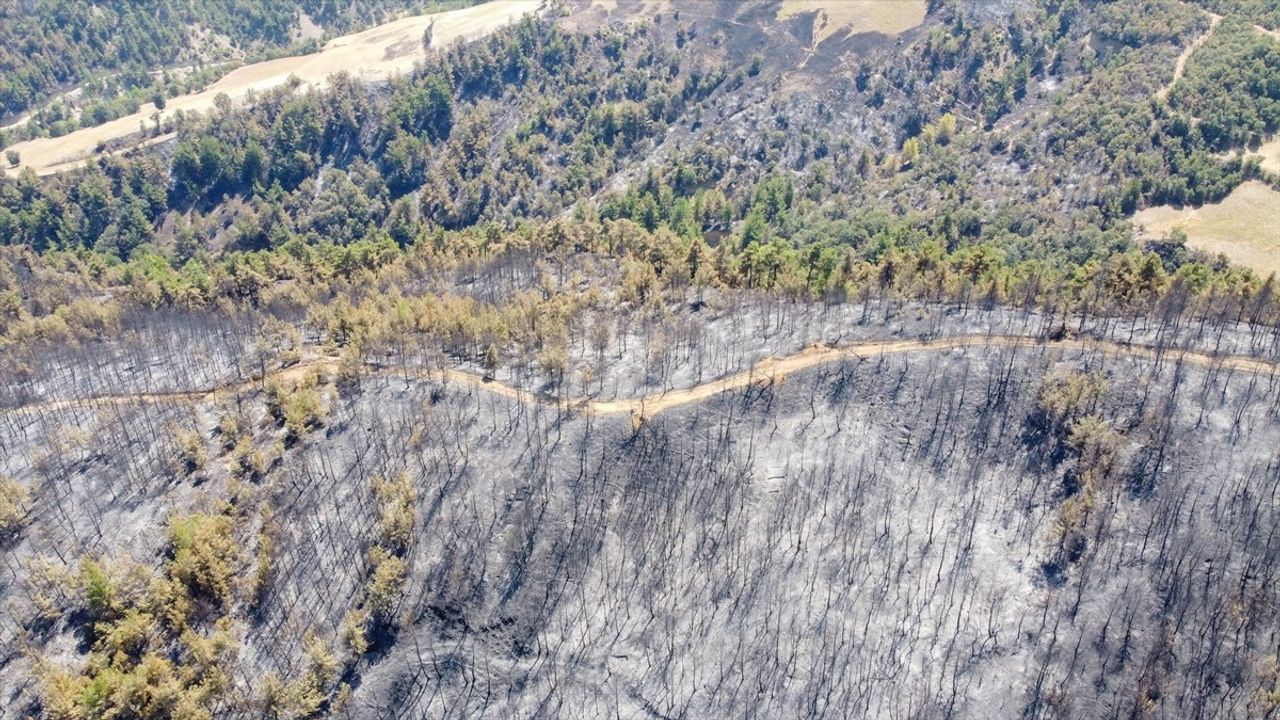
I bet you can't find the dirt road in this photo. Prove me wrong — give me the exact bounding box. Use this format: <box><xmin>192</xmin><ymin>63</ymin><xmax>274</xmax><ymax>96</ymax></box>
<box><xmin>1156</xmin><ymin>11</ymin><xmax>1221</xmax><ymax>101</ymax></box>
<box><xmin>6</xmin><ymin>333</ymin><xmax>1276</xmax><ymax>419</ymax></box>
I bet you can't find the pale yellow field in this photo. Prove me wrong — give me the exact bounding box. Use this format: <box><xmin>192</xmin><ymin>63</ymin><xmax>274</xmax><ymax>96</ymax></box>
<box><xmin>1132</xmin><ymin>181</ymin><xmax>1280</xmax><ymax>277</ymax></box>
<box><xmin>2</xmin><ymin>0</ymin><xmax>542</xmax><ymax>176</ymax></box>
<box><xmin>1229</xmin><ymin>135</ymin><xmax>1280</xmax><ymax>176</ymax></box>
<box><xmin>777</xmin><ymin>0</ymin><xmax>926</xmax><ymax>46</ymax></box>
<box><xmin>1254</xmin><ymin>136</ymin><xmax>1280</xmax><ymax>175</ymax></box>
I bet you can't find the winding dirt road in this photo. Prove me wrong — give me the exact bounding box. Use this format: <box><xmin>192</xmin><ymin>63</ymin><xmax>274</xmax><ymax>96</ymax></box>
<box><xmin>5</xmin><ymin>334</ymin><xmax>1277</xmax><ymax>420</ymax></box>
<box><xmin>1156</xmin><ymin>11</ymin><xmax>1221</xmax><ymax>101</ymax></box>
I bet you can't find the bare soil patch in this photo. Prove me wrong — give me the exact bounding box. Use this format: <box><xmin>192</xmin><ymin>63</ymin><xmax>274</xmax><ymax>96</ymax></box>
<box><xmin>296</xmin><ymin>11</ymin><xmax>325</xmax><ymax>41</ymax></box>
<box><xmin>776</xmin><ymin>0</ymin><xmax>926</xmax><ymax>47</ymax></box>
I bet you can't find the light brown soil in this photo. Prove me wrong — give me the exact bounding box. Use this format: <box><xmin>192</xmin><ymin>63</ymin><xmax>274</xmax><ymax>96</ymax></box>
<box><xmin>776</xmin><ymin>0</ymin><xmax>926</xmax><ymax>46</ymax></box>
<box><xmin>1255</xmin><ymin>135</ymin><xmax>1280</xmax><ymax>175</ymax></box>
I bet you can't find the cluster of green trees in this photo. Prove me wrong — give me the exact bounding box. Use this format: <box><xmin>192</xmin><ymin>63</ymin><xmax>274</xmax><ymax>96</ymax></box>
<box><xmin>1027</xmin><ymin>1</ymin><xmax>1277</xmax><ymax>210</ymax></box>
<box><xmin>0</xmin><ymin>17</ymin><xmax>724</xmax><ymax>255</ymax></box>
<box><xmin>1</xmin><ymin>6</ymin><xmax>1266</xmax><ymax>254</ymax></box>
<box><xmin>1202</xmin><ymin>0</ymin><xmax>1280</xmax><ymax>31</ymax></box>
<box><xmin>161</xmin><ymin>17</ymin><xmax>721</xmax><ymax>228</ymax></box>
<box><xmin>2</xmin><ymin>64</ymin><xmax>229</xmax><ymax>145</ymax></box>
<box><xmin>39</xmin><ymin>512</ymin><xmax>242</xmax><ymax>719</ymax></box>
<box><xmin>1171</xmin><ymin>18</ymin><xmax>1280</xmax><ymax>152</ymax></box>
<box><xmin>341</xmin><ymin>474</ymin><xmax>416</xmax><ymax>657</ymax></box>
<box><xmin>2</xmin><ymin>213</ymin><xmax>1274</xmax><ymax>374</ymax></box>
<box><xmin>0</xmin><ymin>474</ymin><xmax>29</xmax><ymax>536</ymax></box>
<box><xmin>0</xmin><ymin>6</ymin><xmax>1276</xmax><ymax>363</ymax></box>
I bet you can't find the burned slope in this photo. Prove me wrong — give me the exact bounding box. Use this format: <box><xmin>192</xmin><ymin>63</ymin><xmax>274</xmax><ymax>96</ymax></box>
<box><xmin>252</xmin><ymin>339</ymin><xmax>1280</xmax><ymax>719</ymax></box>
<box><xmin>3</xmin><ymin>300</ymin><xmax>1278</xmax><ymax>718</ymax></box>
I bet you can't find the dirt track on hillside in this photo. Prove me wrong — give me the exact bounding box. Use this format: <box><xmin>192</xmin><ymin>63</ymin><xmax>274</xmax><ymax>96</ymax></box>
<box><xmin>6</xmin><ymin>333</ymin><xmax>1276</xmax><ymax>419</ymax></box>
<box><xmin>1156</xmin><ymin>11</ymin><xmax>1220</xmax><ymax>101</ymax></box>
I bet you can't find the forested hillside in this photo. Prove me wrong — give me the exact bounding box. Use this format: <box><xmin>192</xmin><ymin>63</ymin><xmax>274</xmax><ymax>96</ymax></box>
<box><xmin>1</xmin><ymin>0</ymin><xmax>1279</xmax><ymax>718</ymax></box>
<box><xmin>0</xmin><ymin>0</ymin><xmax>476</xmax><ymax>125</ymax></box>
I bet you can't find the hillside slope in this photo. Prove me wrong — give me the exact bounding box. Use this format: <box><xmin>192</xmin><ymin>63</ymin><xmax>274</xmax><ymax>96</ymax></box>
<box><xmin>2</xmin><ymin>284</ymin><xmax>1279</xmax><ymax>716</ymax></box>
<box><xmin>1</xmin><ymin>1</ymin><xmax>1279</xmax><ymax>718</ymax></box>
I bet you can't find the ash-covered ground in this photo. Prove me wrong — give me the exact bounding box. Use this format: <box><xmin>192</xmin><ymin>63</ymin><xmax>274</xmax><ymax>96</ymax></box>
<box><xmin>2</xmin><ymin>299</ymin><xmax>1278</xmax><ymax>718</ymax></box>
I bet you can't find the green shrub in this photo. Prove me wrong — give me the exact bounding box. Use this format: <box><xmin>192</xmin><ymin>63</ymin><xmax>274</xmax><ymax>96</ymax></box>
<box><xmin>78</xmin><ymin>559</ymin><xmax>116</xmax><ymax>620</ymax></box>
<box><xmin>373</xmin><ymin>474</ymin><xmax>416</xmax><ymax>554</ymax></box>
<box><xmin>167</xmin><ymin>513</ymin><xmax>239</xmax><ymax>605</ymax></box>
<box><xmin>0</xmin><ymin>475</ymin><xmax>30</xmax><ymax>536</ymax></box>
<box><xmin>366</xmin><ymin>548</ymin><xmax>406</xmax><ymax>618</ymax></box>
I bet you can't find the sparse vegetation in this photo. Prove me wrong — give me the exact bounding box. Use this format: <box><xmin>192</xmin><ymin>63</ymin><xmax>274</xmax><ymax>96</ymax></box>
<box><xmin>39</xmin><ymin>510</ymin><xmax>242</xmax><ymax>719</ymax></box>
<box><xmin>342</xmin><ymin>474</ymin><xmax>416</xmax><ymax>659</ymax></box>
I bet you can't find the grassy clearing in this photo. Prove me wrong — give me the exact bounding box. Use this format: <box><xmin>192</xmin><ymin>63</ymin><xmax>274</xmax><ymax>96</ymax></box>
<box><xmin>1</xmin><ymin>0</ymin><xmax>541</xmax><ymax>176</ymax></box>
<box><xmin>1133</xmin><ymin>180</ymin><xmax>1280</xmax><ymax>277</ymax></box>
<box><xmin>1253</xmin><ymin>135</ymin><xmax>1280</xmax><ymax>175</ymax></box>
<box><xmin>776</xmin><ymin>0</ymin><xmax>926</xmax><ymax>46</ymax></box>
<box><xmin>1224</xmin><ymin>134</ymin><xmax>1280</xmax><ymax>176</ymax></box>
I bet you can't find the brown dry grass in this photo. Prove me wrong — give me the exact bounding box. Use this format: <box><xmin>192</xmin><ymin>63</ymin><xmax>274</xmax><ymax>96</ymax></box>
<box><xmin>1133</xmin><ymin>180</ymin><xmax>1280</xmax><ymax>277</ymax></box>
<box><xmin>1</xmin><ymin>0</ymin><xmax>542</xmax><ymax>176</ymax></box>
<box><xmin>776</xmin><ymin>0</ymin><xmax>926</xmax><ymax>46</ymax></box>
<box><xmin>1223</xmin><ymin>135</ymin><xmax>1280</xmax><ymax>177</ymax></box>
<box><xmin>1251</xmin><ymin>135</ymin><xmax>1280</xmax><ymax>175</ymax></box>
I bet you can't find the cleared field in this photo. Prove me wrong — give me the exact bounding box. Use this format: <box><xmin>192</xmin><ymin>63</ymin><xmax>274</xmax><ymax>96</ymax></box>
<box><xmin>1133</xmin><ymin>180</ymin><xmax>1280</xmax><ymax>277</ymax></box>
<box><xmin>777</xmin><ymin>0</ymin><xmax>926</xmax><ymax>46</ymax></box>
<box><xmin>1</xmin><ymin>0</ymin><xmax>542</xmax><ymax>176</ymax></box>
<box><xmin>1224</xmin><ymin>134</ymin><xmax>1280</xmax><ymax>176</ymax></box>
<box><xmin>1252</xmin><ymin>135</ymin><xmax>1280</xmax><ymax>175</ymax></box>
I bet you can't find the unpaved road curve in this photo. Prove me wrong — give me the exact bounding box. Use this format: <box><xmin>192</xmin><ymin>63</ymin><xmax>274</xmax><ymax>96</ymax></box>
<box><xmin>1156</xmin><ymin>11</ymin><xmax>1221</xmax><ymax>101</ymax></box>
<box><xmin>5</xmin><ymin>334</ymin><xmax>1277</xmax><ymax>419</ymax></box>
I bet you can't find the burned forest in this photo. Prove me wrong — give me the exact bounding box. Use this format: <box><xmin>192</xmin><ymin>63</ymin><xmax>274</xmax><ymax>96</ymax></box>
<box><xmin>2</xmin><ymin>0</ymin><xmax>1280</xmax><ymax>718</ymax></box>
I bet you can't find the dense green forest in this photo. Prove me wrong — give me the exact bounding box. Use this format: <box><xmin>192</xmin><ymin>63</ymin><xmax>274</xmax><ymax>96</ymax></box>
<box><xmin>1</xmin><ymin>1</ymin><xmax>1276</xmax><ymax>311</ymax></box>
